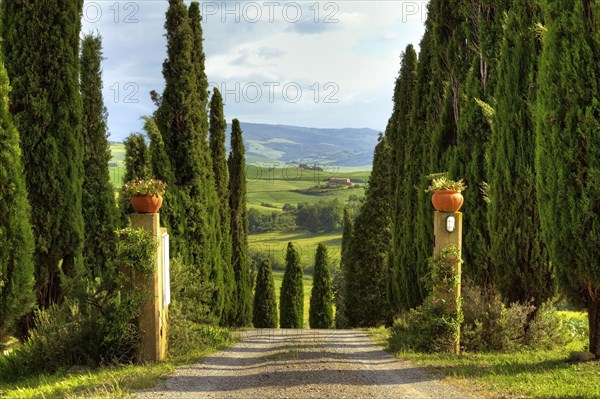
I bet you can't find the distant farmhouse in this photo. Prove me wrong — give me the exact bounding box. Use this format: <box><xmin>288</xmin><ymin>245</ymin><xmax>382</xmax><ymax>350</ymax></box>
<box><xmin>328</xmin><ymin>177</ymin><xmax>352</xmax><ymax>186</ymax></box>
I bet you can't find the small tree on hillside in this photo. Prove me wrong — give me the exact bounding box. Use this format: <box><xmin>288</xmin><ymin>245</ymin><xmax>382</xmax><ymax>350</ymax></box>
<box><xmin>253</xmin><ymin>258</ymin><xmax>278</xmax><ymax>328</ymax></box>
<box><xmin>280</xmin><ymin>242</ymin><xmax>304</xmax><ymax>328</ymax></box>
<box><xmin>309</xmin><ymin>244</ymin><xmax>334</xmax><ymax>329</ymax></box>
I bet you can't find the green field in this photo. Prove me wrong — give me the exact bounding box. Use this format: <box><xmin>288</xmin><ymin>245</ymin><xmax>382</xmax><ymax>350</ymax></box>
<box><xmin>110</xmin><ymin>142</ymin><xmax>367</xmax><ymax>276</ymax></box>
<box><xmin>109</xmin><ymin>142</ymin><xmax>126</xmax><ymax>187</ymax></box>
<box><xmin>247</xmin><ymin>178</ymin><xmax>363</xmax><ymax>210</ymax></box>
<box><xmin>250</xmin><ymin>231</ymin><xmax>342</xmax><ymax>270</ymax></box>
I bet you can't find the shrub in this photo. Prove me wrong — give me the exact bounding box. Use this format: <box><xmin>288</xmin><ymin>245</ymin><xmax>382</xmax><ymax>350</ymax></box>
<box><xmin>389</xmin><ymin>278</ymin><xmax>573</xmax><ymax>354</ymax></box>
<box><xmin>168</xmin><ymin>256</ymin><xmax>232</xmax><ymax>358</ymax></box>
<box><xmin>0</xmin><ymin>227</ymin><xmax>156</xmax><ymax>382</ymax></box>
<box><xmin>389</xmin><ymin>300</ymin><xmax>460</xmax><ymax>353</ymax></box>
<box><xmin>460</xmin><ymin>280</ymin><xmax>569</xmax><ymax>352</ymax></box>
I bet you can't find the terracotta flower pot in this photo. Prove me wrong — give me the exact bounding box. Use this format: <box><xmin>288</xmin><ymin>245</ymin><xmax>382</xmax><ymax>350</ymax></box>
<box><xmin>431</xmin><ymin>190</ymin><xmax>463</xmax><ymax>213</ymax></box>
<box><xmin>130</xmin><ymin>194</ymin><xmax>163</xmax><ymax>214</ymax></box>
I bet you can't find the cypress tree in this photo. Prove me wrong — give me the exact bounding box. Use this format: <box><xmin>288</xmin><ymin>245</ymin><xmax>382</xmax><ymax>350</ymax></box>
<box><xmin>335</xmin><ymin>208</ymin><xmax>353</xmax><ymax>328</ymax></box>
<box><xmin>447</xmin><ymin>63</ymin><xmax>492</xmax><ymax>287</ymax></box>
<box><xmin>144</xmin><ymin>115</ymin><xmax>175</xmax><ymax>186</ymax></box>
<box><xmin>447</xmin><ymin>0</ymin><xmax>509</xmax><ymax>287</ymax></box>
<box><xmin>536</xmin><ymin>0</ymin><xmax>600</xmax><ymax>355</ymax></box>
<box><xmin>154</xmin><ymin>0</ymin><xmax>224</xmax><ymax>323</ymax></box>
<box><xmin>0</xmin><ymin>53</ymin><xmax>35</xmax><ymax>340</ymax></box>
<box><xmin>229</xmin><ymin>119</ymin><xmax>252</xmax><ymax>326</ymax></box>
<box><xmin>209</xmin><ymin>89</ymin><xmax>235</xmax><ymax>326</ymax></box>
<box><xmin>309</xmin><ymin>244</ymin><xmax>334</xmax><ymax>329</ymax></box>
<box><xmin>253</xmin><ymin>258</ymin><xmax>278</xmax><ymax>328</ymax></box>
<box><xmin>2</xmin><ymin>1</ymin><xmax>85</xmax><ymax>324</ymax></box>
<box><xmin>122</xmin><ymin>133</ymin><xmax>150</xmax><ymax>183</ymax></box>
<box><xmin>488</xmin><ymin>0</ymin><xmax>554</xmax><ymax>307</ymax></box>
<box><xmin>119</xmin><ymin>133</ymin><xmax>149</xmax><ymax>226</ymax></box>
<box><xmin>344</xmin><ymin>135</ymin><xmax>393</xmax><ymax>327</ymax></box>
<box><xmin>80</xmin><ymin>34</ymin><xmax>117</xmax><ymax>278</ymax></box>
<box><xmin>280</xmin><ymin>242</ymin><xmax>304</xmax><ymax>329</ymax></box>
<box><xmin>189</xmin><ymin>2</ymin><xmax>209</xmax><ymax>111</ymax></box>
<box><xmin>409</xmin><ymin>13</ymin><xmax>449</xmax><ymax>312</ymax></box>
<box><xmin>388</xmin><ymin>45</ymin><xmax>419</xmax><ymax>314</ymax></box>
<box><xmin>428</xmin><ymin>0</ymin><xmax>471</xmax><ymax>171</ymax></box>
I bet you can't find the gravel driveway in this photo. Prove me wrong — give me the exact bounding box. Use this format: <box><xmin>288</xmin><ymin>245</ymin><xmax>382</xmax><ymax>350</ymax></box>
<box><xmin>135</xmin><ymin>329</ymin><xmax>478</xmax><ymax>399</ymax></box>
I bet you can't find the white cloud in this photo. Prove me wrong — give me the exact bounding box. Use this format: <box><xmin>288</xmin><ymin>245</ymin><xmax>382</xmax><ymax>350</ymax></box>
<box><xmin>82</xmin><ymin>0</ymin><xmax>428</xmax><ymax>141</ymax></box>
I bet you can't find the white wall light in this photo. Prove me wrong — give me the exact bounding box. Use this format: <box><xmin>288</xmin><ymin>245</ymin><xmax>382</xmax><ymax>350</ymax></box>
<box><xmin>446</xmin><ymin>215</ymin><xmax>456</xmax><ymax>233</ymax></box>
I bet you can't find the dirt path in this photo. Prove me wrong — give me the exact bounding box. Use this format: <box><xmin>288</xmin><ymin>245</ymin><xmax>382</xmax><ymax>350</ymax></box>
<box><xmin>135</xmin><ymin>329</ymin><xmax>478</xmax><ymax>399</ymax></box>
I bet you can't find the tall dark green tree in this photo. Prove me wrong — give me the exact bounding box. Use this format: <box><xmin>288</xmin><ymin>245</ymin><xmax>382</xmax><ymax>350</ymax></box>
<box><xmin>488</xmin><ymin>0</ymin><xmax>553</xmax><ymax>307</ymax></box>
<box><xmin>344</xmin><ymin>135</ymin><xmax>393</xmax><ymax>327</ymax></box>
<box><xmin>428</xmin><ymin>0</ymin><xmax>471</xmax><ymax>171</ymax></box>
<box><xmin>536</xmin><ymin>0</ymin><xmax>600</xmax><ymax>355</ymax></box>
<box><xmin>280</xmin><ymin>242</ymin><xmax>304</xmax><ymax>329</ymax></box>
<box><xmin>2</xmin><ymin>1</ymin><xmax>85</xmax><ymax>324</ymax></box>
<box><xmin>144</xmin><ymin>116</ymin><xmax>174</xmax><ymax>186</ymax></box>
<box><xmin>209</xmin><ymin>88</ymin><xmax>234</xmax><ymax>326</ymax></box>
<box><xmin>253</xmin><ymin>258</ymin><xmax>278</xmax><ymax>328</ymax></box>
<box><xmin>80</xmin><ymin>34</ymin><xmax>117</xmax><ymax>278</ymax></box>
<box><xmin>119</xmin><ymin>133</ymin><xmax>149</xmax><ymax>226</ymax></box>
<box><xmin>408</xmin><ymin>14</ymin><xmax>447</xmax><ymax>312</ymax></box>
<box><xmin>335</xmin><ymin>208</ymin><xmax>353</xmax><ymax>328</ymax></box>
<box><xmin>153</xmin><ymin>0</ymin><xmax>224</xmax><ymax>323</ymax></box>
<box><xmin>0</xmin><ymin>54</ymin><xmax>35</xmax><ymax>340</ymax></box>
<box><xmin>122</xmin><ymin>133</ymin><xmax>150</xmax><ymax>184</ymax></box>
<box><xmin>388</xmin><ymin>45</ymin><xmax>419</xmax><ymax>314</ymax></box>
<box><xmin>447</xmin><ymin>0</ymin><xmax>509</xmax><ymax>287</ymax></box>
<box><xmin>229</xmin><ymin>119</ymin><xmax>252</xmax><ymax>326</ymax></box>
<box><xmin>309</xmin><ymin>244</ymin><xmax>334</xmax><ymax>329</ymax></box>
<box><xmin>189</xmin><ymin>2</ymin><xmax>209</xmax><ymax>112</ymax></box>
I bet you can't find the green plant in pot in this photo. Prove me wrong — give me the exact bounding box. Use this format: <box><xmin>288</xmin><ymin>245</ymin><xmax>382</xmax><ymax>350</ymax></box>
<box><xmin>124</xmin><ymin>179</ymin><xmax>166</xmax><ymax>214</ymax></box>
<box><xmin>425</xmin><ymin>173</ymin><xmax>466</xmax><ymax>213</ymax></box>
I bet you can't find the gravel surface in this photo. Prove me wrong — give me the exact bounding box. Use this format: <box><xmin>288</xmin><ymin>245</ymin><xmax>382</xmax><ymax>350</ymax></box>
<box><xmin>135</xmin><ymin>329</ymin><xmax>478</xmax><ymax>399</ymax></box>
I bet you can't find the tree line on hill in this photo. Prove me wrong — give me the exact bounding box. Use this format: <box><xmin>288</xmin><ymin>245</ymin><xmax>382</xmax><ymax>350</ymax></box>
<box><xmin>337</xmin><ymin>0</ymin><xmax>600</xmax><ymax>356</ymax></box>
<box><xmin>248</xmin><ymin>198</ymin><xmax>359</xmax><ymax>234</ymax></box>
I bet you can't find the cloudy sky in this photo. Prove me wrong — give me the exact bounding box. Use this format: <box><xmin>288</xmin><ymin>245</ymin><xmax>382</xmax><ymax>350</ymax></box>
<box><xmin>81</xmin><ymin>1</ymin><xmax>428</xmax><ymax>141</ymax></box>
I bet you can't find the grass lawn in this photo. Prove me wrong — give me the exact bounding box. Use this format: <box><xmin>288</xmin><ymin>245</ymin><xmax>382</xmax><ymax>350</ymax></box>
<box><xmin>0</xmin><ymin>333</ymin><xmax>235</xmax><ymax>399</ymax></box>
<box><xmin>249</xmin><ymin>230</ymin><xmax>342</xmax><ymax>269</ymax></box>
<box><xmin>368</xmin><ymin>311</ymin><xmax>599</xmax><ymax>399</ymax></box>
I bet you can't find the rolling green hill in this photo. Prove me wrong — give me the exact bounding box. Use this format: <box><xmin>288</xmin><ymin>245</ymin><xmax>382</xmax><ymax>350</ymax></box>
<box><xmin>109</xmin><ymin>142</ymin><xmax>370</xmax><ymax>277</ymax></box>
<box><xmin>233</xmin><ymin>122</ymin><xmax>379</xmax><ymax>168</ymax></box>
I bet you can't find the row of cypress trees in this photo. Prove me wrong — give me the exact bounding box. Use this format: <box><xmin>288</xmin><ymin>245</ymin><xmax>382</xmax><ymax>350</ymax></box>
<box><xmin>136</xmin><ymin>0</ymin><xmax>253</xmax><ymax>327</ymax></box>
<box><xmin>254</xmin><ymin>242</ymin><xmax>334</xmax><ymax>329</ymax></box>
<box><xmin>0</xmin><ymin>0</ymin><xmax>255</xmax><ymax>341</ymax></box>
<box><xmin>341</xmin><ymin>0</ymin><xmax>600</xmax><ymax>354</ymax></box>
<box><xmin>0</xmin><ymin>1</ymin><xmax>147</xmax><ymax>340</ymax></box>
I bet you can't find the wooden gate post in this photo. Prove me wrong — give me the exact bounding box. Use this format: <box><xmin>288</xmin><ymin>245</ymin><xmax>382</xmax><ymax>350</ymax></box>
<box><xmin>130</xmin><ymin>213</ymin><xmax>169</xmax><ymax>362</ymax></box>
